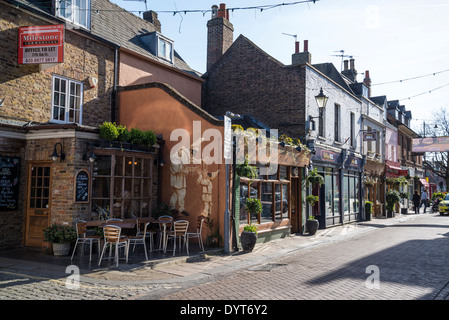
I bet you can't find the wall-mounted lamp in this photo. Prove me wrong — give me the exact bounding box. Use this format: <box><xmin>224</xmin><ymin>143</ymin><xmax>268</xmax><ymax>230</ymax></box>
<box><xmin>160</xmin><ymin>159</ymin><xmax>165</xmax><ymax>167</ymax></box>
<box><xmin>315</xmin><ymin>87</ymin><xmax>328</xmax><ymax>109</ymax></box>
<box><xmin>83</xmin><ymin>143</ymin><xmax>97</xmax><ymax>163</ymax></box>
<box><xmin>50</xmin><ymin>142</ymin><xmax>65</xmax><ymax>162</ymax></box>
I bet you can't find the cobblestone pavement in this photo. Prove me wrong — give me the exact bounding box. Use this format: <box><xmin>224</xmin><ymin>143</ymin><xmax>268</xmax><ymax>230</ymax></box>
<box><xmin>1</xmin><ymin>212</ymin><xmax>449</xmax><ymax>300</ymax></box>
<box><xmin>139</xmin><ymin>213</ymin><xmax>449</xmax><ymax>300</ymax></box>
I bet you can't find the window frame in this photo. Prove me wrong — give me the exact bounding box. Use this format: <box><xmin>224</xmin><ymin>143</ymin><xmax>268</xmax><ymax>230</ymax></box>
<box><xmin>157</xmin><ymin>35</ymin><xmax>174</xmax><ymax>63</ymax></box>
<box><xmin>55</xmin><ymin>0</ymin><xmax>91</xmax><ymax>30</ymax></box>
<box><xmin>51</xmin><ymin>75</ymin><xmax>83</xmax><ymax>124</ymax></box>
<box><xmin>334</xmin><ymin>104</ymin><xmax>341</xmax><ymax>142</ymax></box>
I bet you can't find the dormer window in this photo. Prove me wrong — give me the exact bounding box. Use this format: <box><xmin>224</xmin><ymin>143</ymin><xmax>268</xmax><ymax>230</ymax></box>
<box><xmin>139</xmin><ymin>32</ymin><xmax>174</xmax><ymax>64</ymax></box>
<box><xmin>55</xmin><ymin>0</ymin><xmax>91</xmax><ymax>30</ymax></box>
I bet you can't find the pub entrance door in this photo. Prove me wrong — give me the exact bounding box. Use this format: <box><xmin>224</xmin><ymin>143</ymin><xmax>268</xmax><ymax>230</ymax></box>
<box><xmin>25</xmin><ymin>162</ymin><xmax>52</xmax><ymax>247</ymax></box>
<box><xmin>290</xmin><ymin>177</ymin><xmax>302</xmax><ymax>233</ymax></box>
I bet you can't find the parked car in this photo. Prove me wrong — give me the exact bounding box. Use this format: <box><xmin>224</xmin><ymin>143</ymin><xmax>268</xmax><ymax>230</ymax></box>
<box><xmin>438</xmin><ymin>194</ymin><xmax>449</xmax><ymax>215</ymax></box>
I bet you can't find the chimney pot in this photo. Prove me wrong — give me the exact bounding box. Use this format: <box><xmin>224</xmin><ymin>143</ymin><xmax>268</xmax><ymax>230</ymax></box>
<box><xmin>343</xmin><ymin>60</ymin><xmax>349</xmax><ymax>71</ymax></box>
<box><xmin>303</xmin><ymin>40</ymin><xmax>308</xmax><ymax>52</ymax></box>
<box><xmin>211</xmin><ymin>5</ymin><xmax>218</xmax><ymax>19</ymax></box>
<box><xmin>350</xmin><ymin>58</ymin><xmax>355</xmax><ymax>70</ymax></box>
<box><xmin>218</xmin><ymin>3</ymin><xmax>226</xmax><ymax>18</ymax></box>
<box><xmin>295</xmin><ymin>41</ymin><xmax>300</xmax><ymax>54</ymax></box>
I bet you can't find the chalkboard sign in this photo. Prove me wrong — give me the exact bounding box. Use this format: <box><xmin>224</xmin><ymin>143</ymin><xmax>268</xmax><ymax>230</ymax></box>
<box><xmin>75</xmin><ymin>169</ymin><xmax>90</xmax><ymax>203</ymax></box>
<box><xmin>0</xmin><ymin>157</ymin><xmax>20</xmax><ymax>211</ymax></box>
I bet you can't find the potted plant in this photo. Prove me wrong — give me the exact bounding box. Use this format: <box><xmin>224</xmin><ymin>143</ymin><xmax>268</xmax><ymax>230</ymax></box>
<box><xmin>400</xmin><ymin>192</ymin><xmax>409</xmax><ymax>215</ymax></box>
<box><xmin>305</xmin><ymin>194</ymin><xmax>320</xmax><ymax>235</ymax></box>
<box><xmin>386</xmin><ymin>190</ymin><xmax>401</xmax><ymax>218</ymax></box>
<box><xmin>43</xmin><ymin>223</ymin><xmax>77</xmax><ymax>256</ymax></box>
<box><xmin>241</xmin><ymin>198</ymin><xmax>262</xmax><ymax>252</ymax></box>
<box><xmin>365</xmin><ymin>201</ymin><xmax>373</xmax><ymax>221</ymax></box>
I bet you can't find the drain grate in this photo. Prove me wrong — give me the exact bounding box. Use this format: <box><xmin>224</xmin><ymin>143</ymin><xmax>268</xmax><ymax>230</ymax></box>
<box><xmin>249</xmin><ymin>263</ymin><xmax>287</xmax><ymax>272</ymax></box>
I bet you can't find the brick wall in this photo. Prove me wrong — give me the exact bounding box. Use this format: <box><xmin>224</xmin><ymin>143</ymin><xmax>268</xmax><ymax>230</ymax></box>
<box><xmin>203</xmin><ymin>35</ymin><xmax>307</xmax><ymax>140</ymax></box>
<box><xmin>0</xmin><ymin>3</ymin><xmax>115</xmax><ymax>126</ymax></box>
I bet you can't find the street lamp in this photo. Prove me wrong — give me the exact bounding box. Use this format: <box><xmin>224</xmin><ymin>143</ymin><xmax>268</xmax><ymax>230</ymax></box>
<box><xmin>315</xmin><ymin>87</ymin><xmax>328</xmax><ymax>109</ymax></box>
<box><xmin>224</xmin><ymin>111</ymin><xmax>241</xmax><ymax>254</ymax></box>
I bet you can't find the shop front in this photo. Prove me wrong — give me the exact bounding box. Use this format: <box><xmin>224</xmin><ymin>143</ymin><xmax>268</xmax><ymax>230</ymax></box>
<box><xmin>311</xmin><ymin>147</ymin><xmax>364</xmax><ymax>229</ymax></box>
<box><xmin>364</xmin><ymin>158</ymin><xmax>386</xmax><ymax>217</ymax></box>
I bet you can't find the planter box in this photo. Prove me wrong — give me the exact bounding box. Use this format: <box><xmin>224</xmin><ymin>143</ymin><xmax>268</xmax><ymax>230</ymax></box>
<box><xmin>52</xmin><ymin>242</ymin><xmax>71</xmax><ymax>256</ymax></box>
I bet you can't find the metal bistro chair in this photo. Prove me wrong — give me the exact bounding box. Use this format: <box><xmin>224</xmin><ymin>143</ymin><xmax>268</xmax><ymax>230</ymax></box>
<box><xmin>106</xmin><ymin>218</ymin><xmax>123</xmax><ymax>223</ymax></box>
<box><xmin>186</xmin><ymin>216</ymin><xmax>205</xmax><ymax>252</ymax></box>
<box><xmin>98</xmin><ymin>225</ymin><xmax>129</xmax><ymax>267</ymax></box>
<box><xmin>71</xmin><ymin>220</ymin><xmax>101</xmax><ymax>262</ymax></box>
<box><xmin>166</xmin><ymin>220</ymin><xmax>189</xmax><ymax>256</ymax></box>
<box><xmin>136</xmin><ymin>218</ymin><xmax>156</xmax><ymax>252</ymax></box>
<box><xmin>157</xmin><ymin>215</ymin><xmax>173</xmax><ymax>252</ymax></box>
<box><xmin>128</xmin><ymin>222</ymin><xmax>151</xmax><ymax>261</ymax></box>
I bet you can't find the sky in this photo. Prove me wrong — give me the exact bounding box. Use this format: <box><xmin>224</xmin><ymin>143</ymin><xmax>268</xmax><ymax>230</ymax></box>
<box><xmin>110</xmin><ymin>0</ymin><xmax>449</xmax><ymax>134</ymax></box>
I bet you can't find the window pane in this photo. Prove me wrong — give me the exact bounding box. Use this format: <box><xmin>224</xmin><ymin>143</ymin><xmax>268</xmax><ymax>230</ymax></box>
<box><xmin>261</xmin><ymin>182</ymin><xmax>273</xmax><ymax>223</ymax></box>
<box><xmin>282</xmin><ymin>184</ymin><xmax>288</xmax><ymax>218</ymax></box>
<box><xmin>92</xmin><ymin>177</ymin><xmax>110</xmax><ymax>198</ymax></box>
<box><xmin>92</xmin><ymin>155</ymin><xmax>111</xmax><ymax>176</ymax></box>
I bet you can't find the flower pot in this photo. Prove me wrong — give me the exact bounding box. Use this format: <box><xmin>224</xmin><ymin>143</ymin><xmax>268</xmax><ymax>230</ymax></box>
<box><xmin>52</xmin><ymin>242</ymin><xmax>71</xmax><ymax>256</ymax></box>
<box><xmin>306</xmin><ymin>219</ymin><xmax>319</xmax><ymax>235</ymax></box>
<box><xmin>240</xmin><ymin>231</ymin><xmax>257</xmax><ymax>252</ymax></box>
<box><xmin>42</xmin><ymin>241</ymin><xmax>53</xmax><ymax>255</ymax></box>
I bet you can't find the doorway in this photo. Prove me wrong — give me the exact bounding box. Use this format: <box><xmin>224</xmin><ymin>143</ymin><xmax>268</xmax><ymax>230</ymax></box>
<box><xmin>290</xmin><ymin>177</ymin><xmax>302</xmax><ymax>233</ymax></box>
<box><xmin>25</xmin><ymin>162</ymin><xmax>52</xmax><ymax>247</ymax></box>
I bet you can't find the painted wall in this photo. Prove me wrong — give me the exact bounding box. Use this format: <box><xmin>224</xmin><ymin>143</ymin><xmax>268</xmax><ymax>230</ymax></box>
<box><xmin>119</xmin><ymin>52</ymin><xmax>203</xmax><ymax>107</ymax></box>
<box><xmin>117</xmin><ymin>83</ymin><xmax>226</xmax><ymax>244</ymax></box>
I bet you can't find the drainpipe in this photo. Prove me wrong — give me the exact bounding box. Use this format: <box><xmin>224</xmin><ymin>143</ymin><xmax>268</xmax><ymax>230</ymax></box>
<box><xmin>112</xmin><ymin>47</ymin><xmax>119</xmax><ymax>122</ymax></box>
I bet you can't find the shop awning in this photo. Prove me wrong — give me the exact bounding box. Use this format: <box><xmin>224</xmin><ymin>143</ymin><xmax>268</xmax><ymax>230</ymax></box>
<box><xmin>385</xmin><ymin>164</ymin><xmax>408</xmax><ymax>177</ymax></box>
<box><xmin>419</xmin><ymin>178</ymin><xmax>429</xmax><ymax>187</ymax></box>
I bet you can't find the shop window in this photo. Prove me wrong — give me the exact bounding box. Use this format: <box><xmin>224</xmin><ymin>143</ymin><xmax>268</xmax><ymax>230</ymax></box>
<box><xmin>55</xmin><ymin>0</ymin><xmax>91</xmax><ymax>30</ymax></box>
<box><xmin>91</xmin><ymin>151</ymin><xmax>154</xmax><ymax>220</ymax></box>
<box><xmin>52</xmin><ymin>76</ymin><xmax>83</xmax><ymax>124</ymax></box>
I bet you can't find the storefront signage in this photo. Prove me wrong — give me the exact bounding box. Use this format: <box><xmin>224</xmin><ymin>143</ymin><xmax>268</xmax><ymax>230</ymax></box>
<box><xmin>74</xmin><ymin>169</ymin><xmax>90</xmax><ymax>203</ymax></box>
<box><xmin>0</xmin><ymin>157</ymin><xmax>20</xmax><ymax>211</ymax></box>
<box><xmin>223</xmin><ymin>116</ymin><xmax>232</xmax><ymax>160</ymax></box>
<box><xmin>18</xmin><ymin>24</ymin><xmax>64</xmax><ymax>64</ymax></box>
<box><xmin>344</xmin><ymin>156</ymin><xmax>363</xmax><ymax>170</ymax></box>
<box><xmin>363</xmin><ymin>131</ymin><xmax>377</xmax><ymax>141</ymax></box>
<box><xmin>313</xmin><ymin>148</ymin><xmax>341</xmax><ymax>164</ymax></box>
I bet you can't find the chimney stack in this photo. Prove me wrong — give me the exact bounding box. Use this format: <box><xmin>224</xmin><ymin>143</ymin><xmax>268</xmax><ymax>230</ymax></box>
<box><xmin>206</xmin><ymin>3</ymin><xmax>234</xmax><ymax>71</ymax></box>
<box><xmin>295</xmin><ymin>41</ymin><xmax>299</xmax><ymax>54</ymax></box>
<box><xmin>292</xmin><ymin>39</ymin><xmax>311</xmax><ymax>65</ymax></box>
<box><xmin>342</xmin><ymin>58</ymin><xmax>357</xmax><ymax>82</ymax></box>
<box><xmin>363</xmin><ymin>70</ymin><xmax>371</xmax><ymax>97</ymax></box>
<box><xmin>143</xmin><ymin>11</ymin><xmax>161</xmax><ymax>32</ymax></box>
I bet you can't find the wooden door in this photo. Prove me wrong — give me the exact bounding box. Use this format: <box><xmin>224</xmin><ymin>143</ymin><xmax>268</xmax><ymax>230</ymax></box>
<box><xmin>290</xmin><ymin>178</ymin><xmax>301</xmax><ymax>233</ymax></box>
<box><xmin>25</xmin><ymin>162</ymin><xmax>52</xmax><ymax>247</ymax></box>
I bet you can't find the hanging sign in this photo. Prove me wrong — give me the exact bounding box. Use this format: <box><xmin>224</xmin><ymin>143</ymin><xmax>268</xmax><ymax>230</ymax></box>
<box><xmin>18</xmin><ymin>24</ymin><xmax>64</xmax><ymax>64</ymax></box>
<box><xmin>363</xmin><ymin>131</ymin><xmax>377</xmax><ymax>141</ymax></box>
<box><xmin>74</xmin><ymin>169</ymin><xmax>90</xmax><ymax>203</ymax></box>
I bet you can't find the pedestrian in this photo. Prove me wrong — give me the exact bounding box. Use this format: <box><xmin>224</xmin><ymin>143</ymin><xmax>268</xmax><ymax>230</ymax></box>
<box><xmin>412</xmin><ymin>191</ymin><xmax>420</xmax><ymax>214</ymax></box>
<box><xmin>421</xmin><ymin>189</ymin><xmax>429</xmax><ymax>213</ymax></box>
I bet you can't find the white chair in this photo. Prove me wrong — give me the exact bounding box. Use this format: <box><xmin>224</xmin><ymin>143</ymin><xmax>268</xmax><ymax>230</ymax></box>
<box><xmin>136</xmin><ymin>218</ymin><xmax>156</xmax><ymax>252</ymax></box>
<box><xmin>186</xmin><ymin>217</ymin><xmax>205</xmax><ymax>252</ymax></box>
<box><xmin>98</xmin><ymin>225</ymin><xmax>129</xmax><ymax>267</ymax></box>
<box><xmin>166</xmin><ymin>220</ymin><xmax>189</xmax><ymax>256</ymax></box>
<box><xmin>157</xmin><ymin>215</ymin><xmax>173</xmax><ymax>252</ymax></box>
<box><xmin>128</xmin><ymin>222</ymin><xmax>151</xmax><ymax>260</ymax></box>
<box><xmin>71</xmin><ymin>220</ymin><xmax>101</xmax><ymax>262</ymax></box>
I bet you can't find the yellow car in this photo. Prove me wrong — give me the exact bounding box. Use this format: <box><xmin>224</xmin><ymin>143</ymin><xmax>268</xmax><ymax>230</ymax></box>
<box><xmin>439</xmin><ymin>195</ymin><xmax>449</xmax><ymax>215</ymax></box>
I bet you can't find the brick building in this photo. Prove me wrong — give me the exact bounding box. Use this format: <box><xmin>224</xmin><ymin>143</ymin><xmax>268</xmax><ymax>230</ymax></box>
<box><xmin>202</xmin><ymin>4</ymin><xmax>365</xmax><ymax>232</ymax></box>
<box><xmin>0</xmin><ymin>0</ymin><xmax>201</xmax><ymax>250</ymax></box>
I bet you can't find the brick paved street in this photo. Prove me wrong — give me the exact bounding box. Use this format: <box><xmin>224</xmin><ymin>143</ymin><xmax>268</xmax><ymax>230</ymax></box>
<box><xmin>1</xmin><ymin>213</ymin><xmax>449</xmax><ymax>301</ymax></box>
<box><xmin>140</xmin><ymin>213</ymin><xmax>449</xmax><ymax>300</ymax></box>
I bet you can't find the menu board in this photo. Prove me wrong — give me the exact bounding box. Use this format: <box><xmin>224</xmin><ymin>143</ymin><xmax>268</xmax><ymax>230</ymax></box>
<box><xmin>74</xmin><ymin>169</ymin><xmax>90</xmax><ymax>203</ymax></box>
<box><xmin>0</xmin><ymin>157</ymin><xmax>20</xmax><ymax>211</ymax></box>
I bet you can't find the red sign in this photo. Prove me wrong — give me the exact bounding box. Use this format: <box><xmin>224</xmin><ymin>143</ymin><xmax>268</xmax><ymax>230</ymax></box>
<box><xmin>18</xmin><ymin>25</ymin><xmax>64</xmax><ymax>64</ymax></box>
